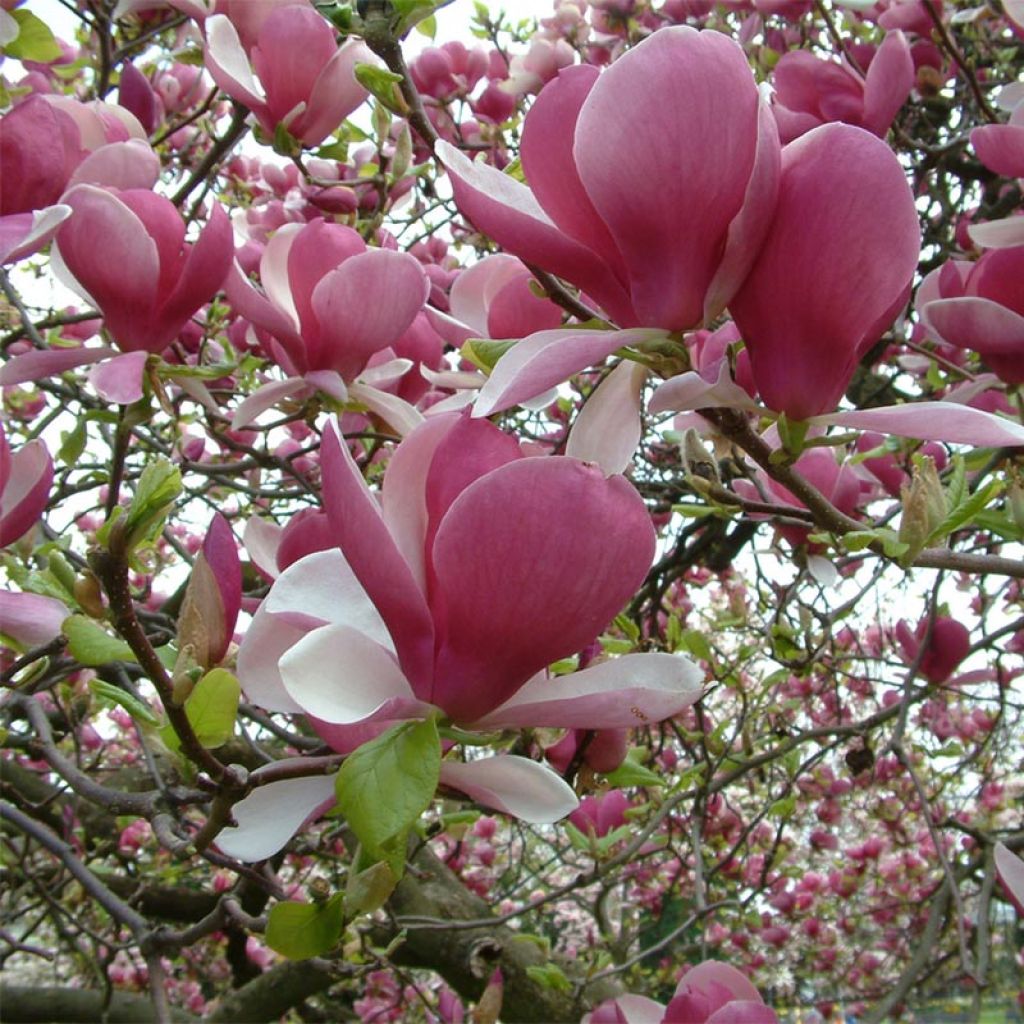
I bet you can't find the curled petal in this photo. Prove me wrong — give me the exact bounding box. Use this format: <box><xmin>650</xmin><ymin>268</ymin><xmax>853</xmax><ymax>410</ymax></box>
<box><xmin>565</xmin><ymin>360</ymin><xmax>647</xmax><ymax>475</ymax></box>
<box><xmin>439</xmin><ymin>757</ymin><xmax>578</xmax><ymax>824</ymax></box>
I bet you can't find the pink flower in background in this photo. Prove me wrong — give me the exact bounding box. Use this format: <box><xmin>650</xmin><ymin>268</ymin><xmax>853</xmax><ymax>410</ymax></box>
<box><xmin>587</xmin><ymin>960</ymin><xmax>779</xmax><ymax>1023</ymax></box>
<box><xmin>439</xmin><ymin>26</ymin><xmax>780</xmax><ymax>332</ymax></box>
<box><xmin>771</xmin><ymin>31</ymin><xmax>915</xmax><ymax>144</ymax></box>
<box><xmin>995</xmin><ymin>843</ymin><xmax>1024</xmax><ymax>916</ymax></box>
<box><xmin>0</xmin><ymin>425</ymin><xmax>53</xmax><ymax>548</ymax></box>
<box><xmin>895</xmin><ymin>615</ymin><xmax>971</xmax><ymax>684</ymax></box>
<box><xmin>918</xmin><ymin>247</ymin><xmax>1024</xmax><ymax>384</ymax></box>
<box><xmin>204</xmin><ymin>5</ymin><xmax>372</xmax><ymax>147</ymax></box>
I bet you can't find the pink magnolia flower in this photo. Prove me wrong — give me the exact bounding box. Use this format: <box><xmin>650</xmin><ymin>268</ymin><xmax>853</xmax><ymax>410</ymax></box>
<box><xmin>180</xmin><ymin>514</ymin><xmax>241</xmax><ymax>667</ymax></box>
<box><xmin>569</xmin><ymin>789</ymin><xmax>632</xmax><ymax>838</ymax></box>
<box><xmin>894</xmin><ymin>615</ymin><xmax>970</xmax><ymax>684</ymax></box>
<box><xmin>771</xmin><ymin>30</ymin><xmax>915</xmax><ymax>144</ymax></box>
<box><xmin>226</xmin><ymin>218</ymin><xmax>429</xmax><ymax>430</ymax></box>
<box><xmin>439</xmin><ymin>26</ymin><xmax>780</xmax><ymax>332</ymax></box>
<box><xmin>0</xmin><ymin>591</ymin><xmax>69</xmax><ymax>648</ymax></box>
<box><xmin>204</xmin><ymin>5</ymin><xmax>372</xmax><ymax>148</ymax></box>
<box><xmin>219</xmin><ymin>413</ymin><xmax>702</xmax><ymax>860</ymax></box>
<box><xmin>971</xmin><ymin>94</ymin><xmax>1024</xmax><ymax>179</ymax></box>
<box><xmin>0</xmin><ymin>425</ymin><xmax>53</xmax><ymax>547</ymax></box>
<box><xmin>0</xmin><ymin>94</ymin><xmax>158</xmax><ymax>264</ymax></box>
<box><xmin>918</xmin><ymin>247</ymin><xmax>1024</xmax><ymax>384</ymax></box>
<box><xmin>728</xmin><ymin>122</ymin><xmax>920</xmax><ymax>420</ymax></box>
<box><xmin>586</xmin><ymin>960</ymin><xmax>778</xmax><ymax>1024</ymax></box>
<box><xmin>54</xmin><ymin>186</ymin><xmax>233</xmax><ymax>354</ymax></box>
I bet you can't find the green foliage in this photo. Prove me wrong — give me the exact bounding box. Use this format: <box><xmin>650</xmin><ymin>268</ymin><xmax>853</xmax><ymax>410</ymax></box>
<box><xmin>4</xmin><ymin>10</ymin><xmax>62</xmax><ymax>62</ymax></box>
<box><xmin>265</xmin><ymin>892</ymin><xmax>345</xmax><ymax>960</ymax></box>
<box><xmin>161</xmin><ymin>669</ymin><xmax>240</xmax><ymax>751</ymax></box>
<box><xmin>335</xmin><ymin>718</ymin><xmax>441</xmax><ymax>876</ymax></box>
<box><xmin>63</xmin><ymin>615</ymin><xmax>136</xmax><ymax>667</ymax></box>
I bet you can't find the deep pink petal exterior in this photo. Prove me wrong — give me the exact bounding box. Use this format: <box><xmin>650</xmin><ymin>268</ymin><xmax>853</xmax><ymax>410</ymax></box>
<box><xmin>0</xmin><ymin>438</ymin><xmax>53</xmax><ymax>547</ymax></box>
<box><xmin>430</xmin><ymin>457</ymin><xmax>656</xmax><ymax>721</ymax></box>
<box><xmin>729</xmin><ymin>123</ymin><xmax>920</xmax><ymax>419</ymax></box>
<box><xmin>574</xmin><ymin>27</ymin><xmax>767</xmax><ymax>330</ymax></box>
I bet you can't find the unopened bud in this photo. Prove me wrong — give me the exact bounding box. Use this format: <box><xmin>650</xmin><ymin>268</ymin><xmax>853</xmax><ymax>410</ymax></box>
<box><xmin>73</xmin><ymin>572</ymin><xmax>106</xmax><ymax>618</ymax></box>
<box><xmin>898</xmin><ymin>457</ymin><xmax>946</xmax><ymax>561</ymax></box>
<box><xmin>308</xmin><ymin>877</ymin><xmax>331</xmax><ymax>904</ymax></box>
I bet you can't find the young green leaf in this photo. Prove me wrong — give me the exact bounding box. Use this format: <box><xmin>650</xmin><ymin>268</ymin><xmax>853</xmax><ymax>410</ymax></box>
<box><xmin>265</xmin><ymin>893</ymin><xmax>345</xmax><ymax>960</ymax></box>
<box><xmin>5</xmin><ymin>10</ymin><xmax>63</xmax><ymax>62</ymax></box>
<box><xmin>63</xmin><ymin>615</ymin><xmax>137</xmax><ymax>667</ymax></box>
<box><xmin>335</xmin><ymin>718</ymin><xmax>441</xmax><ymax>877</ymax></box>
<box><xmin>182</xmin><ymin>668</ymin><xmax>240</xmax><ymax>748</ymax></box>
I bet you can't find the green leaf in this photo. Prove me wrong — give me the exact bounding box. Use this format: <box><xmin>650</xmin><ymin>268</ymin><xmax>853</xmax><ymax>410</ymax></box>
<box><xmin>4</xmin><ymin>10</ymin><xmax>63</xmax><ymax>62</ymax></box>
<box><xmin>335</xmin><ymin>718</ymin><xmax>441</xmax><ymax>877</ymax></box>
<box><xmin>89</xmin><ymin>679</ymin><xmax>161</xmax><ymax>728</ymax></box>
<box><xmin>63</xmin><ymin>616</ymin><xmax>136</xmax><ymax>667</ymax></box>
<box><xmin>931</xmin><ymin>479</ymin><xmax>1003</xmax><ymax>542</ymax></box>
<box><xmin>58</xmin><ymin>420</ymin><xmax>88</xmax><ymax>467</ymax></box>
<box><xmin>183</xmin><ymin>668</ymin><xmax>240</xmax><ymax>748</ymax></box>
<box><xmin>345</xmin><ymin>860</ymin><xmax>398</xmax><ymax>919</ymax></box>
<box><xmin>415</xmin><ymin>12</ymin><xmax>436</xmax><ymax>37</ymax></box>
<box><xmin>460</xmin><ymin>337</ymin><xmax>516</xmax><ymax>373</ymax></box>
<box><xmin>603</xmin><ymin>748</ymin><xmax>664</xmax><ymax>789</ymax></box>
<box><xmin>122</xmin><ymin>458</ymin><xmax>181</xmax><ymax>551</ymax></box>
<box><xmin>353</xmin><ymin>63</ymin><xmax>404</xmax><ymax>111</ymax></box>
<box><xmin>265</xmin><ymin>893</ymin><xmax>345</xmax><ymax>960</ymax></box>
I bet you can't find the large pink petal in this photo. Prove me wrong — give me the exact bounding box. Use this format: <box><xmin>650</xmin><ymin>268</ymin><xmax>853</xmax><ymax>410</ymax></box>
<box><xmin>520</xmin><ymin>64</ymin><xmax>627</xmax><ymax>281</ymax></box>
<box><xmin>565</xmin><ymin>360</ymin><xmax>647</xmax><ymax>474</ymax></box>
<box><xmin>88</xmin><ymin>351</ymin><xmax>148</xmax><ymax>404</ymax></box>
<box><xmin>473</xmin><ymin>326</ymin><xmax>664</xmax><ymax>418</ymax></box>
<box><xmin>296</xmin><ymin>38</ymin><xmax>374</xmax><ymax>147</ymax></box>
<box><xmin>155</xmin><ymin>202</ymin><xmax>233</xmax><ymax>344</ymax></box>
<box><xmin>204</xmin><ymin>14</ymin><xmax>266</xmax><ymax>109</ymax></box>
<box><xmin>0</xmin><ymin>591</ymin><xmax>69</xmax><ymax>648</ymax></box>
<box><xmin>231</xmin><ymin>377</ymin><xmax>311</xmax><ymax>430</ymax></box>
<box><xmin>215</xmin><ymin>773</ymin><xmax>338</xmax><ymax>862</ymax></box>
<box><xmin>347</xmin><ymin>381</ymin><xmax>424</xmax><ymax>437</ymax></box>
<box><xmin>674</xmin><ymin>961</ymin><xmax>763</xmax><ymax>1003</ymax></box>
<box><xmin>320</xmin><ymin>421</ymin><xmax>435</xmax><ymax>692</ymax></box>
<box><xmin>971</xmin><ymin>124</ymin><xmax>1024</xmax><ymax>178</ymax></box>
<box><xmin>68</xmin><ymin>139</ymin><xmax>161</xmax><ymax>192</ymax></box>
<box><xmin>729</xmin><ymin>123</ymin><xmax>920</xmax><ymax>419</ymax></box>
<box><xmin>574</xmin><ymin>27</ymin><xmax>761</xmax><ymax>331</ymax></box>
<box><xmin>0</xmin><ymin>345</ymin><xmax>115</xmax><ymax>387</ymax></box>
<box><xmin>0</xmin><ymin>440</ymin><xmax>53</xmax><ymax>547</ymax></box>
<box><xmin>995</xmin><ymin>842</ymin><xmax>1024</xmax><ymax>916</ymax></box>
<box><xmin>439</xmin><ymin>757</ymin><xmax>578</xmax><ymax>824</ymax></box>
<box><xmin>310</xmin><ymin>249</ymin><xmax>428</xmax><ymax>379</ymax></box>
<box><xmin>861</xmin><ymin>30</ymin><xmax>914</xmax><ymax>137</ymax></box>
<box><xmin>648</xmin><ymin>364</ymin><xmax>760</xmax><ymax>415</ymax></box>
<box><xmin>707</xmin><ymin>1002</ymin><xmax>780</xmax><ymax>1024</ymax></box>
<box><xmin>55</xmin><ymin>185</ymin><xmax>160</xmax><ymax>349</ymax></box>
<box><xmin>969</xmin><ymin>216</ymin><xmax>1024</xmax><ymax>249</ymax></box>
<box><xmin>585</xmin><ymin>995</ymin><xmax>665</xmax><ymax>1024</ymax></box>
<box><xmin>703</xmin><ymin>98</ymin><xmax>781</xmax><ymax>322</ymax></box>
<box><xmin>0</xmin><ymin>206</ymin><xmax>72</xmax><ymax>265</ymax></box>
<box><xmin>814</xmin><ymin>402</ymin><xmax>1024</xmax><ymax>447</ymax></box>
<box><xmin>430</xmin><ymin>457</ymin><xmax>655</xmax><ymax>721</ymax></box>
<box><xmin>475</xmin><ymin>653</ymin><xmax>703</xmax><ymax>730</ymax></box>
<box><xmin>436</xmin><ymin>140</ymin><xmax>637</xmax><ymax>327</ymax></box>
<box><xmin>922</xmin><ymin>296</ymin><xmax>1024</xmax><ymax>382</ymax></box>
<box><xmin>286</xmin><ymin>221</ymin><xmax>365</xmax><ymax>340</ymax></box>
<box><xmin>252</xmin><ymin>6</ymin><xmax>336</xmax><ymax>129</ymax></box>
<box><xmin>380</xmin><ymin>413</ymin><xmax>463</xmax><ymax>594</ymax></box>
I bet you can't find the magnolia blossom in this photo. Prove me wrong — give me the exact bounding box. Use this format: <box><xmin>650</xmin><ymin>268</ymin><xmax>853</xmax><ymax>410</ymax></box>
<box><xmin>918</xmin><ymin>247</ymin><xmax>1024</xmax><ymax>384</ymax></box>
<box><xmin>204</xmin><ymin>5</ymin><xmax>372</xmax><ymax>148</ymax></box>
<box><xmin>218</xmin><ymin>413</ymin><xmax>702</xmax><ymax>860</ymax></box>
<box><xmin>439</xmin><ymin>26</ymin><xmax>780</xmax><ymax>331</ymax></box>
<box><xmin>586</xmin><ymin>960</ymin><xmax>778</xmax><ymax>1024</ymax></box>
<box><xmin>226</xmin><ymin>218</ymin><xmax>429</xmax><ymax>430</ymax></box>
<box><xmin>771</xmin><ymin>30</ymin><xmax>914</xmax><ymax>143</ymax></box>
<box><xmin>894</xmin><ymin>615</ymin><xmax>971</xmax><ymax>685</ymax></box>
<box><xmin>0</xmin><ymin>425</ymin><xmax>52</xmax><ymax>547</ymax></box>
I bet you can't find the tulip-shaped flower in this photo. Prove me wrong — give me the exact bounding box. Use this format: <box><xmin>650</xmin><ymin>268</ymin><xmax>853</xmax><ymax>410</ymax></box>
<box><xmin>895</xmin><ymin>615</ymin><xmax>970</xmax><ymax>685</ymax></box>
<box><xmin>771</xmin><ymin>30</ymin><xmax>914</xmax><ymax>144</ymax></box>
<box><xmin>438</xmin><ymin>26</ymin><xmax>780</xmax><ymax>332</ymax></box>
<box><xmin>918</xmin><ymin>247</ymin><xmax>1024</xmax><ymax>384</ymax></box>
<box><xmin>220</xmin><ymin>413</ymin><xmax>702</xmax><ymax>860</ymax></box>
<box><xmin>0</xmin><ymin>425</ymin><xmax>53</xmax><ymax>548</ymax></box>
<box><xmin>586</xmin><ymin>960</ymin><xmax>779</xmax><ymax>1024</ymax></box>
<box><xmin>177</xmin><ymin>514</ymin><xmax>241</xmax><ymax>669</ymax></box>
<box><xmin>226</xmin><ymin>218</ymin><xmax>429</xmax><ymax>430</ymax></box>
<box><xmin>727</xmin><ymin>122</ymin><xmax>920</xmax><ymax>420</ymax></box>
<box><xmin>55</xmin><ymin>185</ymin><xmax>233</xmax><ymax>354</ymax></box>
<box><xmin>204</xmin><ymin>5</ymin><xmax>372</xmax><ymax>148</ymax></box>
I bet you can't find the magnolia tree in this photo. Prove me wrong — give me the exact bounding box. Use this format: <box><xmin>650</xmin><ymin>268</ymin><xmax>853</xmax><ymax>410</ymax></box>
<box><xmin>1</xmin><ymin>0</ymin><xmax>1023</xmax><ymax>1021</ymax></box>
